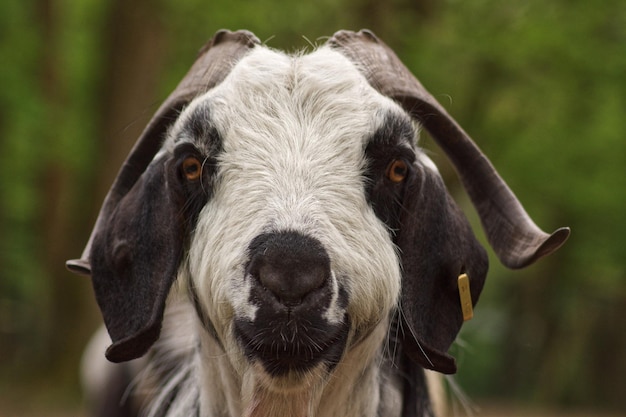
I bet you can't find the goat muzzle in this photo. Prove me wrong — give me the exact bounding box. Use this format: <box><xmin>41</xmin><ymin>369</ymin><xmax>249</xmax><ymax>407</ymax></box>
<box><xmin>235</xmin><ymin>231</ymin><xmax>350</xmax><ymax>377</ymax></box>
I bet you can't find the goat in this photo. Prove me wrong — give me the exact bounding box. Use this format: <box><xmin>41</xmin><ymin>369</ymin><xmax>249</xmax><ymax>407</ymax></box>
<box><xmin>67</xmin><ymin>30</ymin><xmax>569</xmax><ymax>417</ymax></box>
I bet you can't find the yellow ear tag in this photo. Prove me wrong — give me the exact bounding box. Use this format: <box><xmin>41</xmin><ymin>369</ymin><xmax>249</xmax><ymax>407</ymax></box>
<box><xmin>458</xmin><ymin>273</ymin><xmax>474</xmax><ymax>321</ymax></box>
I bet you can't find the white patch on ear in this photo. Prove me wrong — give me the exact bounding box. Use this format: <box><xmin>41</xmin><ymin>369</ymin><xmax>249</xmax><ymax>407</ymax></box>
<box><xmin>409</xmin><ymin>123</ymin><xmax>440</xmax><ymax>173</ymax></box>
<box><xmin>417</xmin><ymin>150</ymin><xmax>440</xmax><ymax>173</ymax></box>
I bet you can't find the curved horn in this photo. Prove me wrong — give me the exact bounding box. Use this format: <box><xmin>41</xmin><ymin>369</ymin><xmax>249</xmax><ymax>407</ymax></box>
<box><xmin>328</xmin><ymin>30</ymin><xmax>569</xmax><ymax>269</ymax></box>
<box><xmin>66</xmin><ymin>30</ymin><xmax>260</xmax><ymax>275</ymax></box>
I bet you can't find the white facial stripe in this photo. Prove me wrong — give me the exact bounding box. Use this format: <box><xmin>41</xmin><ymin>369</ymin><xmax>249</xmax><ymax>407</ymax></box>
<box><xmin>180</xmin><ymin>45</ymin><xmax>404</xmax><ymax>354</ymax></box>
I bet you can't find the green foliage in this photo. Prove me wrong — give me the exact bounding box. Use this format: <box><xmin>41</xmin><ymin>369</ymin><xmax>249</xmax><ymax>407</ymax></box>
<box><xmin>410</xmin><ymin>0</ymin><xmax>626</xmax><ymax>409</ymax></box>
<box><xmin>1</xmin><ymin>0</ymin><xmax>624</xmax><ymax>411</ymax></box>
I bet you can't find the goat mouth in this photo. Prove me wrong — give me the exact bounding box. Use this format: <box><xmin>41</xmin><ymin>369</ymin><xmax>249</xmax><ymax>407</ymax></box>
<box><xmin>234</xmin><ymin>314</ymin><xmax>350</xmax><ymax>377</ymax></box>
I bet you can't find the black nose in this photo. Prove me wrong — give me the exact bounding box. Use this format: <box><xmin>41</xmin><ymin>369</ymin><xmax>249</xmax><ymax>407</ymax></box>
<box><xmin>247</xmin><ymin>231</ymin><xmax>330</xmax><ymax>306</ymax></box>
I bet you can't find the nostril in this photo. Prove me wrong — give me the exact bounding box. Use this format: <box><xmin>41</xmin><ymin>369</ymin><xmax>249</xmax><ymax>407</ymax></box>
<box><xmin>247</xmin><ymin>231</ymin><xmax>331</xmax><ymax>306</ymax></box>
<box><xmin>258</xmin><ymin>261</ymin><xmax>327</xmax><ymax>305</ymax></box>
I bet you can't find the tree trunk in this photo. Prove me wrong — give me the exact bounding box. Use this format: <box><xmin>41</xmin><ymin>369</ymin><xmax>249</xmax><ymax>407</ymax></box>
<box><xmin>35</xmin><ymin>0</ymin><xmax>167</xmax><ymax>387</ymax></box>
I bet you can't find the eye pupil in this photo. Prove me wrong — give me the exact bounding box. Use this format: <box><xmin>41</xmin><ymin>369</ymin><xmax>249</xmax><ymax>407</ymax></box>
<box><xmin>386</xmin><ymin>159</ymin><xmax>408</xmax><ymax>183</ymax></box>
<box><xmin>182</xmin><ymin>157</ymin><xmax>202</xmax><ymax>181</ymax></box>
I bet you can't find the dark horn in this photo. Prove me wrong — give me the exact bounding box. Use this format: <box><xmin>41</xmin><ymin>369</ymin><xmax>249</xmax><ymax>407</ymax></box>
<box><xmin>66</xmin><ymin>30</ymin><xmax>260</xmax><ymax>275</ymax></box>
<box><xmin>328</xmin><ymin>30</ymin><xmax>569</xmax><ymax>268</ymax></box>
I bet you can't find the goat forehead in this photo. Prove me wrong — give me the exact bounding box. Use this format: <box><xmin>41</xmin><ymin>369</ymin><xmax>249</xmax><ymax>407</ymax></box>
<box><xmin>182</xmin><ymin>47</ymin><xmax>396</xmax><ymax>234</ymax></box>
<box><xmin>188</xmin><ymin>46</ymin><xmax>402</xmax><ymax>160</ymax></box>
<box><xmin>217</xmin><ymin>49</ymin><xmax>393</xmax><ymax>201</ymax></box>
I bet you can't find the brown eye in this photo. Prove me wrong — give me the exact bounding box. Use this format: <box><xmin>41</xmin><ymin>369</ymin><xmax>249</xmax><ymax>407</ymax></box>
<box><xmin>182</xmin><ymin>156</ymin><xmax>202</xmax><ymax>181</ymax></box>
<box><xmin>386</xmin><ymin>159</ymin><xmax>408</xmax><ymax>183</ymax></box>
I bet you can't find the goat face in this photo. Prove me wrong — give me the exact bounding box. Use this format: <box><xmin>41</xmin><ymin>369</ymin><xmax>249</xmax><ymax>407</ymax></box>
<box><xmin>68</xmin><ymin>30</ymin><xmax>569</xmax><ymax>405</ymax></box>
<box><xmin>177</xmin><ymin>47</ymin><xmax>408</xmax><ymax>382</ymax></box>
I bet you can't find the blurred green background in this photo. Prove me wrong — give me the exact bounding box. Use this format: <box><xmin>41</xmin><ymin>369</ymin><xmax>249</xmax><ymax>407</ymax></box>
<box><xmin>1</xmin><ymin>0</ymin><xmax>624</xmax><ymax>415</ymax></box>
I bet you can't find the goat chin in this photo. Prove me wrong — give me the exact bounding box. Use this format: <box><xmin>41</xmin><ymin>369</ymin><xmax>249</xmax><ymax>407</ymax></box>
<box><xmin>239</xmin><ymin>359</ymin><xmax>324</xmax><ymax>417</ymax></box>
<box><xmin>242</xmin><ymin>373</ymin><xmax>316</xmax><ymax>417</ymax></box>
<box><xmin>245</xmin><ymin>321</ymin><xmax>390</xmax><ymax>417</ymax></box>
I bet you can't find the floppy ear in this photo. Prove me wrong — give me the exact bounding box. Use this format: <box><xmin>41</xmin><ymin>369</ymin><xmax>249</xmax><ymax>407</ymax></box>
<box><xmin>396</xmin><ymin>163</ymin><xmax>488</xmax><ymax>374</ymax></box>
<box><xmin>89</xmin><ymin>157</ymin><xmax>184</xmax><ymax>362</ymax></box>
<box><xmin>66</xmin><ymin>30</ymin><xmax>260</xmax><ymax>362</ymax></box>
